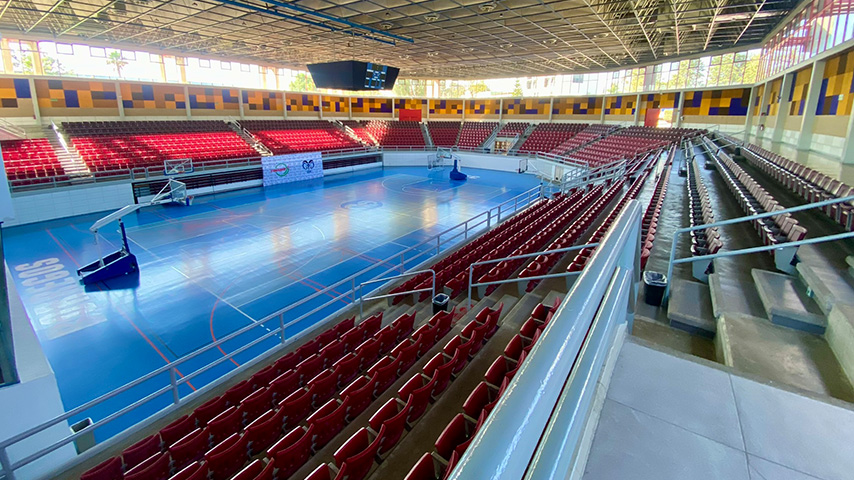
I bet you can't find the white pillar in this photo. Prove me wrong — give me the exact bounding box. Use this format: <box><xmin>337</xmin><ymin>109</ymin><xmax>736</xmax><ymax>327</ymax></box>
<box><xmin>599</xmin><ymin>97</ymin><xmax>606</xmax><ymax>124</ymax></box>
<box><xmin>183</xmin><ymin>86</ymin><xmax>191</xmax><ymax>118</ymax></box>
<box><xmin>237</xmin><ymin>89</ymin><xmax>245</xmax><ymax>119</ymax></box>
<box><xmin>796</xmin><ymin>59</ymin><xmax>826</xmax><ymax>152</ymax></box>
<box><xmin>840</xmin><ymin>113</ymin><xmax>854</xmax><ymax>183</ymax></box>
<box><xmin>674</xmin><ymin>92</ymin><xmax>684</xmax><ymax>128</ymax></box>
<box><xmin>633</xmin><ymin>94</ymin><xmax>642</xmax><ymax>126</ymax></box>
<box><xmin>318</xmin><ymin>94</ymin><xmax>323</xmax><ymax>119</ymax></box>
<box><xmin>744</xmin><ymin>86</ymin><xmax>758</xmax><ymax>143</ymax></box>
<box><xmin>756</xmin><ymin>81</ymin><xmax>772</xmax><ymax>143</ymax></box>
<box><xmin>771</xmin><ymin>72</ymin><xmax>794</xmax><ymax>144</ymax></box>
<box><xmin>392</xmin><ymin>98</ymin><xmax>396</xmax><ymax>119</ymax></box>
<box><xmin>115</xmin><ymin>82</ymin><xmax>125</xmax><ymax>119</ymax></box>
<box><xmin>548</xmin><ymin>97</ymin><xmax>554</xmax><ymax>122</ymax></box>
<box><xmin>498</xmin><ymin>99</ymin><xmax>503</xmax><ymax>122</ymax></box>
<box><xmin>348</xmin><ymin>97</ymin><xmax>353</xmax><ymax>120</ymax></box>
<box><xmin>29</xmin><ymin>78</ymin><xmax>40</xmax><ymax>123</ymax></box>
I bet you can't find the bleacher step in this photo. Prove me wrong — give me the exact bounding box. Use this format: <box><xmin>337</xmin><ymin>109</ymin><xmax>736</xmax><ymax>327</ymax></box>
<box><xmin>827</xmin><ymin>303</ymin><xmax>854</xmax><ymax>388</ymax></box>
<box><xmin>752</xmin><ymin>269</ymin><xmax>826</xmax><ymax>334</ymax></box>
<box><xmin>716</xmin><ymin>313</ymin><xmax>854</xmax><ymax>401</ymax></box>
<box><xmin>708</xmin><ymin>271</ymin><xmax>766</xmax><ymax>320</ymax></box>
<box><xmin>666</xmin><ymin>279</ymin><xmax>715</xmax><ymax>336</ymax></box>
<box><xmin>796</xmin><ymin>262</ymin><xmax>854</xmax><ymax>316</ymax></box>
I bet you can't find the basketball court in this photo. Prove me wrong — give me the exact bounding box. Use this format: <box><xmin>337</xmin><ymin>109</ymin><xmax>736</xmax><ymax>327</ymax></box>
<box><xmin>3</xmin><ymin>165</ymin><xmax>539</xmax><ymax>440</ymax></box>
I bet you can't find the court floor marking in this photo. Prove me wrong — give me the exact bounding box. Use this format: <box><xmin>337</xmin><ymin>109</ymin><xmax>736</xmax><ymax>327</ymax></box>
<box><xmin>45</xmin><ymin>228</ymin><xmax>198</xmax><ymax>391</ymax></box>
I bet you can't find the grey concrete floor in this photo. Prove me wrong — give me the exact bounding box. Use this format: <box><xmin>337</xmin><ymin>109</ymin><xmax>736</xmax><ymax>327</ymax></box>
<box><xmin>584</xmin><ymin>339</ymin><xmax>854</xmax><ymax>480</ymax></box>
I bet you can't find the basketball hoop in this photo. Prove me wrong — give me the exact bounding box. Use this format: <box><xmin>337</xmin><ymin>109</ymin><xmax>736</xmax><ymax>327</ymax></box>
<box><xmin>164</xmin><ymin>158</ymin><xmax>194</xmax><ymax>176</ymax></box>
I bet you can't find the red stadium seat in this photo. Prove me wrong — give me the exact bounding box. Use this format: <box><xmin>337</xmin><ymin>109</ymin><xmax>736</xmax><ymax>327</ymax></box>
<box><xmin>279</xmin><ymin>386</ymin><xmax>314</xmax><ymax>429</ymax></box>
<box><xmin>333</xmin><ymin>427</ymin><xmax>383</xmax><ymax>480</ymax></box>
<box><xmin>269</xmin><ymin>369</ymin><xmax>300</xmax><ymax>401</ymax></box>
<box><xmin>423</xmin><ymin>352</ymin><xmax>457</xmax><ymax>399</ymax></box>
<box><xmin>333</xmin><ymin>353</ymin><xmax>361</xmax><ymax>388</ymax></box>
<box><xmin>239</xmin><ymin>387</ymin><xmax>273</xmax><ymax>423</ymax></box>
<box><xmin>308</xmin><ymin>368</ymin><xmax>339</xmax><ymax>407</ymax></box>
<box><xmin>194</xmin><ymin>396</ymin><xmax>227</xmax><ymax>426</ymax></box>
<box><xmin>435</xmin><ymin>414</ymin><xmax>473</xmax><ymax>461</ymax></box>
<box><xmin>305</xmin><ymin>464</ymin><xmax>333</xmax><ymax>480</ymax></box>
<box><xmin>80</xmin><ymin>457</ymin><xmax>123</xmax><ymax>480</ymax></box>
<box><xmin>245</xmin><ymin>408</ymin><xmax>285</xmax><ymax>456</ymax></box>
<box><xmin>230</xmin><ymin>459</ymin><xmax>266</xmax><ymax>480</ymax></box>
<box><xmin>206</xmin><ymin>433</ymin><xmax>249</xmax><ymax>480</ymax></box>
<box><xmin>398</xmin><ymin>374</ymin><xmax>436</xmax><ymax>425</ymax></box>
<box><xmin>207</xmin><ymin>406</ymin><xmax>242</xmax><ymax>443</ymax></box>
<box><xmin>225</xmin><ymin>380</ymin><xmax>254</xmax><ymax>406</ymax></box>
<box><xmin>268</xmin><ymin>425</ymin><xmax>315</xmax><ymax>479</ymax></box>
<box><xmin>308</xmin><ymin>397</ymin><xmax>350</xmax><ymax>451</ymax></box>
<box><xmin>404</xmin><ymin>452</ymin><xmax>442</xmax><ymax>480</ymax></box>
<box><xmin>321</xmin><ymin>340</ymin><xmax>345</xmax><ymax>368</ymax></box>
<box><xmin>342</xmin><ymin>373</ymin><xmax>378</xmax><ymax>420</ymax></box>
<box><xmin>392</xmin><ymin>312</ymin><xmax>416</xmax><ymax>340</ymax></box>
<box><xmin>355</xmin><ymin>338</ymin><xmax>381</xmax><ymax>371</ymax></box>
<box><xmin>368</xmin><ymin>355</ymin><xmax>402</xmax><ymax>395</ymax></box>
<box><xmin>463</xmin><ymin>381</ymin><xmax>495</xmax><ymax>419</ymax></box>
<box><xmin>169</xmin><ymin>428</ymin><xmax>210</xmax><ymax>470</ymax></box>
<box><xmin>121</xmin><ymin>434</ymin><xmax>161</xmax><ymax>470</ymax></box>
<box><xmin>159</xmin><ymin>414</ymin><xmax>197</xmax><ymax>447</ymax></box>
<box><xmin>169</xmin><ymin>461</ymin><xmax>208</xmax><ymax>480</ymax></box>
<box><xmin>369</xmin><ymin>396</ymin><xmax>412</xmax><ymax>456</ymax></box>
<box><xmin>296</xmin><ymin>354</ymin><xmax>324</xmax><ymax>385</ymax></box>
<box><xmin>124</xmin><ymin>452</ymin><xmax>171</xmax><ymax>480</ymax></box>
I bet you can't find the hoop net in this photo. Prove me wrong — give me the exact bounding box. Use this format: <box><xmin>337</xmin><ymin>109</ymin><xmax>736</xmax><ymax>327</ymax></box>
<box><xmin>164</xmin><ymin>158</ymin><xmax>194</xmax><ymax>176</ymax></box>
<box><xmin>151</xmin><ymin>179</ymin><xmax>189</xmax><ymax>205</ymax></box>
<box><xmin>429</xmin><ymin>147</ymin><xmax>454</xmax><ymax>170</ymax></box>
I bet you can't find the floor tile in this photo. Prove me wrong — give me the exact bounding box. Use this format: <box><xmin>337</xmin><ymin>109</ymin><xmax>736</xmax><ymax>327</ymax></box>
<box><xmin>732</xmin><ymin>375</ymin><xmax>854</xmax><ymax>480</ymax></box>
<box><xmin>748</xmin><ymin>455</ymin><xmax>823</xmax><ymax>480</ymax></box>
<box><xmin>583</xmin><ymin>399</ymin><xmax>750</xmax><ymax>480</ymax></box>
<box><xmin>607</xmin><ymin>341</ymin><xmax>744</xmax><ymax>449</ymax></box>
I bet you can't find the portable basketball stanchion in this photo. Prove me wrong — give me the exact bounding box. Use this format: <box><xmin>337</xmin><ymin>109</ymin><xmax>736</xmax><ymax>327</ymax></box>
<box><xmin>77</xmin><ymin>179</ymin><xmax>188</xmax><ymax>285</ymax></box>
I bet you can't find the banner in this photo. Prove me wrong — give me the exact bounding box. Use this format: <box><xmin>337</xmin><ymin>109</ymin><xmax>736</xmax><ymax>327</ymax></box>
<box><xmin>262</xmin><ymin>152</ymin><xmax>323</xmax><ymax>187</ymax></box>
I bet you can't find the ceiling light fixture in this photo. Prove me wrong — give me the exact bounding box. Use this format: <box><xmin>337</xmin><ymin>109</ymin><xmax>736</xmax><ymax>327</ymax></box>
<box><xmin>424</xmin><ymin>14</ymin><xmax>440</xmax><ymax>22</ymax></box>
<box><xmin>479</xmin><ymin>2</ymin><xmax>498</xmax><ymax>13</ymax></box>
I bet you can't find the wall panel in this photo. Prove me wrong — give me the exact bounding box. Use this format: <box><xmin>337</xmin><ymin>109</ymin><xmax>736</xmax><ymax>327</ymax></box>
<box><xmin>242</xmin><ymin>90</ymin><xmax>283</xmax><ymax>116</ymax></box>
<box><xmin>321</xmin><ymin>95</ymin><xmax>349</xmax><ymax>117</ymax></box>
<box><xmin>503</xmin><ymin>98</ymin><xmax>549</xmax><ymax>119</ymax></box>
<box><xmin>552</xmin><ymin>96</ymin><xmax>602</xmax><ymax>119</ymax></box>
<box><xmin>351</xmin><ymin>97</ymin><xmax>392</xmax><ymax>117</ymax></box>
<box><xmin>285</xmin><ymin>93</ymin><xmax>320</xmax><ymax>116</ymax></box>
<box><xmin>120</xmin><ymin>83</ymin><xmax>186</xmax><ymax>116</ymax></box>
<box><xmin>464</xmin><ymin>99</ymin><xmax>500</xmax><ymax>119</ymax></box>
<box><xmin>816</xmin><ymin>48</ymin><xmax>854</xmax><ymax>116</ymax></box>
<box><xmin>0</xmin><ymin>78</ymin><xmax>34</xmax><ymax>118</ymax></box>
<box><xmin>604</xmin><ymin>95</ymin><xmax>636</xmax><ymax>116</ymax></box>
<box><xmin>187</xmin><ymin>86</ymin><xmax>239</xmax><ymax>115</ymax></box>
<box><xmin>34</xmin><ymin>79</ymin><xmax>118</xmax><ymax>116</ymax></box>
<box><xmin>429</xmin><ymin>99</ymin><xmax>464</xmax><ymax>118</ymax></box>
<box><xmin>682</xmin><ymin>88</ymin><xmax>750</xmax><ymax>116</ymax></box>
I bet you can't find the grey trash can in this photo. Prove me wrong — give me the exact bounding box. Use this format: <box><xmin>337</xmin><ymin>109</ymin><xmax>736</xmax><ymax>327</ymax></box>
<box><xmin>70</xmin><ymin>418</ymin><xmax>95</xmax><ymax>454</ymax></box>
<box><xmin>432</xmin><ymin>293</ymin><xmax>450</xmax><ymax>314</ymax></box>
<box><xmin>643</xmin><ymin>271</ymin><xmax>668</xmax><ymax>306</ymax></box>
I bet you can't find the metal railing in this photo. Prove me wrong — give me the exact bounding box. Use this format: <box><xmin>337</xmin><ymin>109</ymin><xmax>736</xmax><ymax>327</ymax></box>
<box><xmin>357</xmin><ymin>269</ymin><xmax>436</xmax><ymax>320</ymax></box>
<box><xmin>465</xmin><ymin>243</ymin><xmax>600</xmax><ymax>309</ymax></box>
<box><xmin>447</xmin><ymin>200</ymin><xmax>641</xmax><ymax>480</ymax></box>
<box><xmin>662</xmin><ymin>194</ymin><xmax>854</xmax><ymax>304</ymax></box>
<box><xmin>0</xmin><ymin>185</ymin><xmax>544</xmax><ymax>480</ymax></box>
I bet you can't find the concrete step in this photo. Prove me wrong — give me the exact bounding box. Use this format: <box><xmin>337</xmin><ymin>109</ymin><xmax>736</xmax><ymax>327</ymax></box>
<box><xmin>796</xmin><ymin>262</ymin><xmax>854</xmax><ymax>315</ymax></box>
<box><xmin>716</xmin><ymin>313</ymin><xmax>854</xmax><ymax>401</ymax></box>
<box><xmin>846</xmin><ymin>256</ymin><xmax>854</xmax><ymax>279</ymax></box>
<box><xmin>708</xmin><ymin>271</ymin><xmax>767</xmax><ymax>320</ymax></box>
<box><xmin>827</xmin><ymin>303</ymin><xmax>854</xmax><ymax>388</ymax></box>
<box><xmin>751</xmin><ymin>269</ymin><xmax>826</xmax><ymax>334</ymax></box>
<box><xmin>666</xmin><ymin>278</ymin><xmax>715</xmax><ymax>337</ymax></box>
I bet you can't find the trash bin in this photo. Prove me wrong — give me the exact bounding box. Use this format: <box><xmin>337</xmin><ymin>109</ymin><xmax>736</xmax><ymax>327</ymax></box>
<box><xmin>70</xmin><ymin>418</ymin><xmax>95</xmax><ymax>454</ymax></box>
<box><xmin>643</xmin><ymin>271</ymin><xmax>668</xmax><ymax>306</ymax></box>
<box><xmin>432</xmin><ymin>293</ymin><xmax>450</xmax><ymax>314</ymax></box>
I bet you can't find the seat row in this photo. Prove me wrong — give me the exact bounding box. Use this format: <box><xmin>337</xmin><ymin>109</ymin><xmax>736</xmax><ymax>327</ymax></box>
<box><xmin>299</xmin><ymin>304</ymin><xmax>504</xmax><ymax>480</ymax></box>
<box><xmin>64</xmin><ymin>120</ymin><xmax>232</xmax><ymax>136</ymax></box>
<box><xmin>427</xmin><ymin>122</ymin><xmax>461</xmax><ymax>148</ymax></box>
<box><xmin>1</xmin><ymin>138</ymin><xmax>67</xmax><ymax>183</ymax></box>
<box><xmin>639</xmin><ymin>148</ymin><xmax>674</xmax><ymax>270</ymax></box>
<box><xmin>79</xmin><ymin>312</ymin><xmax>390</xmax><ymax>480</ymax></box>
<box><xmin>518</xmin><ymin>123</ymin><xmax>588</xmax><ymax>154</ymax></box>
<box><xmin>571</xmin><ymin>165</ymin><xmax>654</xmax><ymax>275</ymax></box>
<box><xmin>518</xmin><ymin>180</ymin><xmax>626</xmax><ymax>293</ymax></box>
<box><xmin>402</xmin><ymin>298</ymin><xmax>558</xmax><ymax>480</ymax></box>
<box><xmin>726</xmin><ymin>135</ymin><xmax>854</xmax><ymax>232</ymax></box>
<box><xmin>707</xmin><ymin>137</ymin><xmax>807</xmax><ymax>249</ymax></box>
<box><xmin>389</xmin><ymin>194</ymin><xmax>564</xmax><ymax>302</ymax></box>
<box><xmin>478</xmin><ymin>185</ymin><xmax>608</xmax><ymax>295</ymax></box>
<box><xmin>457</xmin><ymin>122</ymin><xmax>497</xmax><ymax>149</ymax></box>
<box><xmin>496</xmin><ymin>122</ymin><xmax>528</xmax><ymax>137</ymax></box>
<box><xmin>363</xmin><ymin>121</ymin><xmax>425</xmax><ymax>147</ymax></box>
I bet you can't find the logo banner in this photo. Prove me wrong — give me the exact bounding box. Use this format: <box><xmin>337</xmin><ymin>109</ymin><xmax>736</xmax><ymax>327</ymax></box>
<box><xmin>262</xmin><ymin>152</ymin><xmax>324</xmax><ymax>187</ymax></box>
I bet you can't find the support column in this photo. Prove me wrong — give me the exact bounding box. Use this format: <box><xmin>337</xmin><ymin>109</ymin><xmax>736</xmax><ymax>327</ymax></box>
<box><xmin>744</xmin><ymin>86</ymin><xmax>758</xmax><ymax>143</ymax></box>
<box><xmin>633</xmin><ymin>94</ymin><xmax>642</xmax><ymax>126</ymax></box>
<box><xmin>674</xmin><ymin>92</ymin><xmax>685</xmax><ymax>128</ymax></box>
<box><xmin>599</xmin><ymin>97</ymin><xmax>606</xmax><ymax>124</ymax></box>
<box><xmin>461</xmin><ymin>100</ymin><xmax>465</xmax><ymax>122</ymax></box>
<box><xmin>237</xmin><ymin>89</ymin><xmax>245</xmax><ymax>119</ymax></box>
<box><xmin>29</xmin><ymin>78</ymin><xmax>41</xmax><ymax>123</ymax></box>
<box><xmin>183</xmin><ymin>85</ymin><xmax>191</xmax><ymax>118</ymax></box>
<box><xmin>115</xmin><ymin>82</ymin><xmax>125</xmax><ymax>119</ymax></box>
<box><xmin>348</xmin><ymin>97</ymin><xmax>353</xmax><ymax>120</ymax></box>
<box><xmin>498</xmin><ymin>99</ymin><xmax>504</xmax><ymax>122</ymax></box>
<box><xmin>283</xmin><ymin>94</ymin><xmax>288</xmax><ymax>119</ymax></box>
<box><xmin>756</xmin><ymin>81</ymin><xmax>772</xmax><ymax>143</ymax></box>
<box><xmin>392</xmin><ymin>98</ymin><xmax>396</xmax><ymax>119</ymax></box>
<box><xmin>771</xmin><ymin>72</ymin><xmax>794</xmax><ymax>144</ymax></box>
<box><xmin>797</xmin><ymin>59</ymin><xmax>826</xmax><ymax>151</ymax></box>
<box><xmin>548</xmin><ymin>97</ymin><xmax>554</xmax><ymax>122</ymax></box>
<box><xmin>840</xmin><ymin>112</ymin><xmax>854</xmax><ymax>183</ymax></box>
<box><xmin>318</xmin><ymin>94</ymin><xmax>323</xmax><ymax>119</ymax></box>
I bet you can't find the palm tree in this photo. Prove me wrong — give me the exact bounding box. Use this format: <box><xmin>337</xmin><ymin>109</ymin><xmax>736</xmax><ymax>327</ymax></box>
<box><xmin>106</xmin><ymin>51</ymin><xmax>128</xmax><ymax>78</ymax></box>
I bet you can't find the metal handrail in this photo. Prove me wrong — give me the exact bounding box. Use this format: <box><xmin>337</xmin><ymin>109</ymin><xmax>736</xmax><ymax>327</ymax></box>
<box><xmin>0</xmin><ymin>184</ymin><xmax>544</xmax><ymax>480</ymax></box>
<box><xmin>662</xmin><ymin>194</ymin><xmax>854</xmax><ymax>304</ymax></box>
<box><xmin>357</xmin><ymin>269</ymin><xmax>436</xmax><ymax>319</ymax></box>
<box><xmin>465</xmin><ymin>243</ymin><xmax>600</xmax><ymax>309</ymax></box>
<box><xmin>447</xmin><ymin>200</ymin><xmax>641</xmax><ymax>480</ymax></box>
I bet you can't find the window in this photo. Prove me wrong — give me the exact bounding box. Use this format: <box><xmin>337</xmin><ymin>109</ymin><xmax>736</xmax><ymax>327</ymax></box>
<box><xmin>56</xmin><ymin>43</ymin><xmax>73</xmax><ymax>55</ymax></box>
<box><xmin>90</xmin><ymin>46</ymin><xmax>106</xmax><ymax>57</ymax></box>
<box><xmin>121</xmin><ymin>50</ymin><xmax>136</xmax><ymax>61</ymax></box>
<box><xmin>199</xmin><ymin>58</ymin><xmax>211</xmax><ymax>68</ymax></box>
